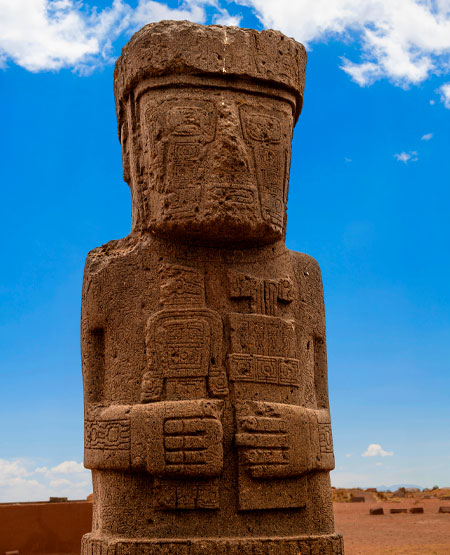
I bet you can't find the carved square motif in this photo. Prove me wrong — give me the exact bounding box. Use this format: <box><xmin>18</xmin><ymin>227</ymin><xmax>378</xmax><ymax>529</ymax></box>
<box><xmin>228</xmin><ymin>353</ymin><xmax>255</xmax><ymax>382</ymax></box>
<box><xmin>255</xmin><ymin>355</ymin><xmax>278</xmax><ymax>384</ymax></box>
<box><xmin>279</xmin><ymin>359</ymin><xmax>299</xmax><ymax>386</ymax></box>
<box><xmin>174</xmin><ymin>143</ymin><xmax>200</xmax><ymax>160</ymax></box>
<box><xmin>155</xmin><ymin>318</ymin><xmax>210</xmax><ymax>378</ymax></box>
<box><xmin>166</xmin><ymin>101</ymin><xmax>216</xmax><ymax>142</ymax></box>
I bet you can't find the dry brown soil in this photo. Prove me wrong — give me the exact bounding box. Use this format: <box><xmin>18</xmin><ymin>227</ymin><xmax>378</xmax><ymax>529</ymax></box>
<box><xmin>334</xmin><ymin>498</ymin><xmax>450</xmax><ymax>554</ymax></box>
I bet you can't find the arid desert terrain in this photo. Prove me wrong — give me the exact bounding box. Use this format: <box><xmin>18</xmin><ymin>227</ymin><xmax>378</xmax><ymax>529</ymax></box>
<box><xmin>334</xmin><ymin>488</ymin><xmax>450</xmax><ymax>554</ymax></box>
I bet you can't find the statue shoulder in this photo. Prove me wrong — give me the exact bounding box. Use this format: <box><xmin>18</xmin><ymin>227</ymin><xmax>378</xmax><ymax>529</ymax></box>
<box><xmin>288</xmin><ymin>250</ymin><xmax>323</xmax><ymax>285</ymax></box>
<box><xmin>83</xmin><ymin>235</ymin><xmax>142</xmax><ymax>281</ymax></box>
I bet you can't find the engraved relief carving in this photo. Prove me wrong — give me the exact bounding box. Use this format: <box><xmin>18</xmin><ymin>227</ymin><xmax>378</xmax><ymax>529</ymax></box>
<box><xmin>228</xmin><ymin>270</ymin><xmax>293</xmax><ymax>315</ymax></box>
<box><xmin>141</xmin><ymin>264</ymin><xmax>228</xmax><ymax>403</ymax></box>
<box><xmin>155</xmin><ymin>478</ymin><xmax>220</xmax><ymax>510</ymax></box>
<box><xmin>227</xmin><ymin>313</ymin><xmax>299</xmax><ymax>388</ymax></box>
<box><xmin>131</xmin><ymin>399</ymin><xmax>223</xmax><ymax>509</ymax></box>
<box><xmin>239</xmin><ymin>105</ymin><xmax>291</xmax><ymax>231</ymax></box>
<box><xmin>85</xmin><ymin>419</ymin><xmax>130</xmax><ymax>451</ymax></box>
<box><xmin>144</xmin><ymin>100</ymin><xmax>217</xmax><ymax>219</ymax></box>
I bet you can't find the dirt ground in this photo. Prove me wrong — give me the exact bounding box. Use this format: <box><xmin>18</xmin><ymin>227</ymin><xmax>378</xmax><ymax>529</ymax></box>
<box><xmin>334</xmin><ymin>498</ymin><xmax>450</xmax><ymax>554</ymax></box>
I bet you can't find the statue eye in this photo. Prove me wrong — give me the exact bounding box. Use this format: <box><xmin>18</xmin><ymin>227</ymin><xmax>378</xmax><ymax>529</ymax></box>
<box><xmin>240</xmin><ymin>107</ymin><xmax>282</xmax><ymax>143</ymax></box>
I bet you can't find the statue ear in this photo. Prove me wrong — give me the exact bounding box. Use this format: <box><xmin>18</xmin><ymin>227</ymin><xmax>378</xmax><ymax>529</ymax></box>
<box><xmin>120</xmin><ymin>120</ymin><xmax>131</xmax><ymax>185</ymax></box>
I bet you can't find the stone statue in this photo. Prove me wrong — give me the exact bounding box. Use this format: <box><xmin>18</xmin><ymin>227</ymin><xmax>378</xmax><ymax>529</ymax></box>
<box><xmin>81</xmin><ymin>20</ymin><xmax>344</xmax><ymax>554</ymax></box>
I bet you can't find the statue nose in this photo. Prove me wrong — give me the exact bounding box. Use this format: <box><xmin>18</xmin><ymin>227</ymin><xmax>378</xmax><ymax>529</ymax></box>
<box><xmin>210</xmin><ymin>121</ymin><xmax>251</xmax><ymax>177</ymax></box>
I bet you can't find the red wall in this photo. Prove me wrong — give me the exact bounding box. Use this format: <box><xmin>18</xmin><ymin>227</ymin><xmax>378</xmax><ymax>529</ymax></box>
<box><xmin>0</xmin><ymin>501</ymin><xmax>92</xmax><ymax>554</ymax></box>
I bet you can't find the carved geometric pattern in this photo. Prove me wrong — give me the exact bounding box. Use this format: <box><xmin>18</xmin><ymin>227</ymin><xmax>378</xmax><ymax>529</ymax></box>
<box><xmin>154</xmin><ymin>478</ymin><xmax>219</xmax><ymax>510</ymax></box>
<box><xmin>155</xmin><ymin>318</ymin><xmax>211</xmax><ymax>378</ymax></box>
<box><xmin>84</xmin><ymin>419</ymin><xmax>130</xmax><ymax>450</ymax></box>
<box><xmin>82</xmin><ymin>534</ymin><xmax>344</xmax><ymax>554</ymax></box>
<box><xmin>228</xmin><ymin>353</ymin><xmax>299</xmax><ymax>387</ymax></box>
<box><xmin>229</xmin><ymin>313</ymin><xmax>296</xmax><ymax>359</ymax></box>
<box><xmin>159</xmin><ymin>264</ymin><xmax>205</xmax><ymax>307</ymax></box>
<box><xmin>239</xmin><ymin>105</ymin><xmax>288</xmax><ymax>230</ymax></box>
<box><xmin>228</xmin><ymin>270</ymin><xmax>293</xmax><ymax>316</ymax></box>
<box><xmin>145</xmin><ymin>308</ymin><xmax>225</xmax><ymax>400</ymax></box>
<box><xmin>319</xmin><ymin>422</ymin><xmax>334</xmax><ymax>454</ymax></box>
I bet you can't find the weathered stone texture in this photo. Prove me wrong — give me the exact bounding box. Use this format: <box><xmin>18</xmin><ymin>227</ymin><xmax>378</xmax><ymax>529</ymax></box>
<box><xmin>81</xmin><ymin>19</ymin><xmax>342</xmax><ymax>553</ymax></box>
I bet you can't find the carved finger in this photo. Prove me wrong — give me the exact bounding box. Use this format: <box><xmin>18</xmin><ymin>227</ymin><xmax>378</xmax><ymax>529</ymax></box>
<box><xmin>184</xmin><ymin>450</ymin><xmax>208</xmax><ymax>464</ymax></box>
<box><xmin>238</xmin><ymin>416</ymin><xmax>287</xmax><ymax>433</ymax></box>
<box><xmin>235</xmin><ymin>433</ymin><xmax>288</xmax><ymax>448</ymax></box>
<box><xmin>165</xmin><ymin>464</ymin><xmax>212</xmax><ymax>477</ymax></box>
<box><xmin>249</xmin><ymin>464</ymin><xmax>292</xmax><ymax>479</ymax></box>
<box><xmin>183</xmin><ymin>435</ymin><xmax>207</xmax><ymax>450</ymax></box>
<box><xmin>243</xmin><ymin>449</ymin><xmax>289</xmax><ymax>465</ymax></box>
<box><xmin>182</xmin><ymin>418</ymin><xmax>207</xmax><ymax>435</ymax></box>
<box><xmin>164</xmin><ymin>436</ymin><xmax>184</xmax><ymax>450</ymax></box>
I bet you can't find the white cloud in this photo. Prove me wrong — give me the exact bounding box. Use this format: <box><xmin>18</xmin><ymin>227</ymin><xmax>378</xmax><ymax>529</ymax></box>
<box><xmin>1</xmin><ymin>0</ymin><xmax>450</xmax><ymax>95</ymax></box>
<box><xmin>0</xmin><ymin>0</ymin><xmax>237</xmax><ymax>72</ymax></box>
<box><xmin>345</xmin><ymin>453</ymin><xmax>352</xmax><ymax>457</ymax></box>
<box><xmin>0</xmin><ymin>458</ymin><xmax>91</xmax><ymax>502</ymax></box>
<box><xmin>439</xmin><ymin>82</ymin><xmax>450</xmax><ymax>108</ymax></box>
<box><xmin>430</xmin><ymin>99</ymin><xmax>436</xmax><ymax>105</ymax></box>
<box><xmin>362</xmin><ymin>443</ymin><xmax>394</xmax><ymax>457</ymax></box>
<box><xmin>243</xmin><ymin>0</ymin><xmax>450</xmax><ymax>87</ymax></box>
<box><xmin>394</xmin><ymin>150</ymin><xmax>418</xmax><ymax>163</ymax></box>
<box><xmin>421</xmin><ymin>133</ymin><xmax>433</xmax><ymax>140</ymax></box>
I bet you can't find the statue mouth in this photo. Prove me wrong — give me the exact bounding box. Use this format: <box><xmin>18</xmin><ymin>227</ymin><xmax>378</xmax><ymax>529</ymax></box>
<box><xmin>209</xmin><ymin>185</ymin><xmax>256</xmax><ymax>205</ymax></box>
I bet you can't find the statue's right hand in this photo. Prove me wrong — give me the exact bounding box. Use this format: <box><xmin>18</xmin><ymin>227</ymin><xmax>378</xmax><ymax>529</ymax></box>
<box><xmin>131</xmin><ymin>399</ymin><xmax>224</xmax><ymax>478</ymax></box>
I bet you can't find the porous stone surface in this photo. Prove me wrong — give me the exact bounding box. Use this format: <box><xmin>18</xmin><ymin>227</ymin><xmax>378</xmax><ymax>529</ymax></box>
<box><xmin>81</xmin><ymin>20</ymin><xmax>342</xmax><ymax>554</ymax></box>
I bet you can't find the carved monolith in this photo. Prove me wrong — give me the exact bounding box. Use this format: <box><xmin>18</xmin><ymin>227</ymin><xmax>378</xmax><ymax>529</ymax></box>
<box><xmin>81</xmin><ymin>20</ymin><xmax>344</xmax><ymax>554</ymax></box>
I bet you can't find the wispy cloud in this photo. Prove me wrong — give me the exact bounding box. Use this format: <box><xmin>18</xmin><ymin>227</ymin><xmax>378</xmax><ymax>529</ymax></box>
<box><xmin>0</xmin><ymin>458</ymin><xmax>91</xmax><ymax>502</ymax></box>
<box><xmin>362</xmin><ymin>443</ymin><xmax>394</xmax><ymax>457</ymax></box>
<box><xmin>394</xmin><ymin>151</ymin><xmax>418</xmax><ymax>163</ymax></box>
<box><xmin>421</xmin><ymin>133</ymin><xmax>433</xmax><ymax>141</ymax></box>
<box><xmin>439</xmin><ymin>82</ymin><xmax>450</xmax><ymax>108</ymax></box>
<box><xmin>244</xmin><ymin>0</ymin><xmax>450</xmax><ymax>89</ymax></box>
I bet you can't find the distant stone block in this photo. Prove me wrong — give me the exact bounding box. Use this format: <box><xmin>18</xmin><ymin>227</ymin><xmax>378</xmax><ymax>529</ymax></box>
<box><xmin>410</xmin><ymin>507</ymin><xmax>424</xmax><ymax>514</ymax></box>
<box><xmin>439</xmin><ymin>506</ymin><xmax>450</xmax><ymax>513</ymax></box>
<box><xmin>370</xmin><ymin>507</ymin><xmax>384</xmax><ymax>515</ymax></box>
<box><xmin>390</xmin><ymin>508</ymin><xmax>407</xmax><ymax>514</ymax></box>
<box><xmin>350</xmin><ymin>496</ymin><xmax>365</xmax><ymax>503</ymax></box>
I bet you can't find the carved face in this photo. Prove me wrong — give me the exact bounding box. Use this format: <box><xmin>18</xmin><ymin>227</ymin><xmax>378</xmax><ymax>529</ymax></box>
<box><xmin>124</xmin><ymin>86</ymin><xmax>295</xmax><ymax>245</ymax></box>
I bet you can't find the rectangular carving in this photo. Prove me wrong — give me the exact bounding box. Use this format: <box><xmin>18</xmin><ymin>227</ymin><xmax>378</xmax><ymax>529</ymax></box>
<box><xmin>159</xmin><ymin>264</ymin><xmax>205</xmax><ymax>307</ymax></box>
<box><xmin>229</xmin><ymin>313</ymin><xmax>296</xmax><ymax>359</ymax></box>
<box><xmin>116</xmin><ymin>541</ymin><xmax>189</xmax><ymax>555</ymax></box>
<box><xmin>155</xmin><ymin>318</ymin><xmax>210</xmax><ymax>378</ymax></box>
<box><xmin>85</xmin><ymin>419</ymin><xmax>130</xmax><ymax>450</ymax></box>
<box><xmin>228</xmin><ymin>353</ymin><xmax>299</xmax><ymax>387</ymax></box>
<box><xmin>228</xmin><ymin>271</ymin><xmax>293</xmax><ymax>316</ymax></box>
<box><xmin>154</xmin><ymin>478</ymin><xmax>219</xmax><ymax>510</ymax></box>
<box><xmin>319</xmin><ymin>423</ymin><xmax>334</xmax><ymax>454</ymax></box>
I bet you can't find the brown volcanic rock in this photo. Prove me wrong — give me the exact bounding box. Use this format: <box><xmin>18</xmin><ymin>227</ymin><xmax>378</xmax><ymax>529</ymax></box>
<box><xmin>81</xmin><ymin>20</ymin><xmax>342</xmax><ymax>554</ymax></box>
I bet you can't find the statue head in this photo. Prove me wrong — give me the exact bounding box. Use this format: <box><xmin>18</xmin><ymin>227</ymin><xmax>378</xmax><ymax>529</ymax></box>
<box><xmin>114</xmin><ymin>21</ymin><xmax>306</xmax><ymax>246</ymax></box>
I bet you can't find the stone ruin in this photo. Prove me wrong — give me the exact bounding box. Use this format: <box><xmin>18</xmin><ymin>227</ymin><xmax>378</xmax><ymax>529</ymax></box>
<box><xmin>81</xmin><ymin>20</ymin><xmax>344</xmax><ymax>554</ymax></box>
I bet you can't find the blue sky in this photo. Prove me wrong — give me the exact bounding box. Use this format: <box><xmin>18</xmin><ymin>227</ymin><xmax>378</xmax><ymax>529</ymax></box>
<box><xmin>0</xmin><ymin>0</ymin><xmax>449</xmax><ymax>501</ymax></box>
